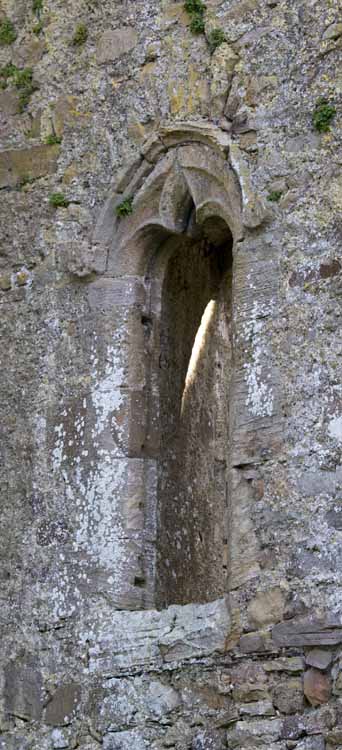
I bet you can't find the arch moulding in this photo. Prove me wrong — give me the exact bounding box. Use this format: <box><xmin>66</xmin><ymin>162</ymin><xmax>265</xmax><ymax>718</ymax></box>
<box><xmin>80</xmin><ymin>122</ymin><xmax>281</xmax><ymax>615</ymax></box>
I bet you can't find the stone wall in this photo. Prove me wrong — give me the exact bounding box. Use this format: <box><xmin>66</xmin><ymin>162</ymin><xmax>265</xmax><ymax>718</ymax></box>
<box><xmin>1</xmin><ymin>0</ymin><xmax>342</xmax><ymax>748</ymax></box>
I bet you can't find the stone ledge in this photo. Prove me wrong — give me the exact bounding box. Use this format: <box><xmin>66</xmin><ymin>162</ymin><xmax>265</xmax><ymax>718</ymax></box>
<box><xmin>88</xmin><ymin>597</ymin><xmax>231</xmax><ymax>676</ymax></box>
<box><xmin>272</xmin><ymin>614</ymin><xmax>342</xmax><ymax>648</ymax></box>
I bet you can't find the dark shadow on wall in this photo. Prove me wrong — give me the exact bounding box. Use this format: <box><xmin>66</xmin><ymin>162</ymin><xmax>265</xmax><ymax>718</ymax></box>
<box><xmin>155</xmin><ymin>217</ymin><xmax>234</xmax><ymax>608</ymax></box>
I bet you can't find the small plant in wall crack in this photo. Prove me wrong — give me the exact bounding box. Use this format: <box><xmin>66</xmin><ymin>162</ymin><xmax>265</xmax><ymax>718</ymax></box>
<box><xmin>0</xmin><ymin>64</ymin><xmax>38</xmax><ymax>111</ymax></box>
<box><xmin>72</xmin><ymin>23</ymin><xmax>88</xmax><ymax>46</ymax></box>
<box><xmin>45</xmin><ymin>134</ymin><xmax>62</xmax><ymax>145</ymax></box>
<box><xmin>184</xmin><ymin>0</ymin><xmax>206</xmax><ymax>35</ymax></box>
<box><xmin>32</xmin><ymin>0</ymin><xmax>43</xmax><ymax>17</ymax></box>
<box><xmin>0</xmin><ymin>18</ymin><xmax>17</xmax><ymax>46</ymax></box>
<box><xmin>183</xmin><ymin>2</ymin><xmax>226</xmax><ymax>54</ymax></box>
<box><xmin>207</xmin><ymin>27</ymin><xmax>226</xmax><ymax>52</ymax></box>
<box><xmin>49</xmin><ymin>192</ymin><xmax>70</xmax><ymax>208</ymax></box>
<box><xmin>312</xmin><ymin>97</ymin><xmax>336</xmax><ymax>133</ymax></box>
<box><xmin>116</xmin><ymin>197</ymin><xmax>134</xmax><ymax>217</ymax></box>
<box><xmin>267</xmin><ymin>190</ymin><xmax>282</xmax><ymax>202</ymax></box>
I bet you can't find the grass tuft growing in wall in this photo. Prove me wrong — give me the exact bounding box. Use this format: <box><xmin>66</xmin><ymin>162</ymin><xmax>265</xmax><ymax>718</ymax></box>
<box><xmin>0</xmin><ymin>18</ymin><xmax>17</xmax><ymax>46</ymax></box>
<box><xmin>45</xmin><ymin>134</ymin><xmax>62</xmax><ymax>145</ymax></box>
<box><xmin>207</xmin><ymin>27</ymin><xmax>226</xmax><ymax>52</ymax></box>
<box><xmin>32</xmin><ymin>0</ymin><xmax>43</xmax><ymax>17</ymax></box>
<box><xmin>116</xmin><ymin>197</ymin><xmax>133</xmax><ymax>217</ymax></box>
<box><xmin>72</xmin><ymin>23</ymin><xmax>88</xmax><ymax>46</ymax></box>
<box><xmin>49</xmin><ymin>193</ymin><xmax>70</xmax><ymax>208</ymax></box>
<box><xmin>267</xmin><ymin>190</ymin><xmax>282</xmax><ymax>202</ymax></box>
<box><xmin>184</xmin><ymin>0</ymin><xmax>206</xmax><ymax>35</ymax></box>
<box><xmin>312</xmin><ymin>97</ymin><xmax>336</xmax><ymax>133</ymax></box>
<box><xmin>0</xmin><ymin>64</ymin><xmax>38</xmax><ymax>110</ymax></box>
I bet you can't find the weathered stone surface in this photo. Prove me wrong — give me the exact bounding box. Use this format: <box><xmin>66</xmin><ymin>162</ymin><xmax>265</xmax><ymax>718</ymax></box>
<box><xmin>4</xmin><ymin>658</ymin><xmax>43</xmax><ymax>721</ymax></box>
<box><xmin>323</xmin><ymin>22</ymin><xmax>342</xmax><ymax>40</ymax></box>
<box><xmin>51</xmin><ymin>729</ymin><xmax>69</xmax><ymax>749</ymax></box>
<box><xmin>247</xmin><ymin>587</ymin><xmax>285</xmax><ymax>628</ymax></box>
<box><xmin>45</xmin><ymin>683</ymin><xmax>81</xmax><ymax>726</ymax></box>
<box><xmin>304</xmin><ymin>668</ymin><xmax>332</xmax><ymax>706</ymax></box>
<box><xmin>103</xmin><ymin>731</ymin><xmax>146</xmax><ymax>750</ymax></box>
<box><xmin>306</xmin><ymin>648</ymin><xmax>333</xmax><ymax>670</ymax></box>
<box><xmin>295</xmin><ymin>738</ymin><xmax>325</xmax><ymax>750</ymax></box>
<box><xmin>303</xmin><ymin>705</ymin><xmax>336</xmax><ymax>736</ymax></box>
<box><xmin>238</xmin><ymin>632</ymin><xmax>268</xmax><ymax>654</ymax></box>
<box><xmin>232</xmin><ymin>684</ymin><xmax>270</xmax><ymax>702</ymax></box>
<box><xmin>159</xmin><ymin>121</ymin><xmax>231</xmax><ymax>154</ymax></box>
<box><xmin>264</xmin><ymin>657</ymin><xmax>304</xmax><ymax>673</ymax></box>
<box><xmin>62</xmin><ymin>241</ymin><xmax>108</xmax><ymax>277</ymax></box>
<box><xmin>90</xmin><ymin>598</ymin><xmax>230</xmax><ymax>675</ymax></box>
<box><xmin>239</xmin><ymin>700</ymin><xmax>274</xmax><ymax>717</ymax></box>
<box><xmin>0</xmin><ymin>89</ymin><xmax>20</xmax><ymax>116</ymax></box>
<box><xmin>2</xmin><ymin>1</ymin><xmax>342</xmax><ymax>748</ymax></box>
<box><xmin>272</xmin><ymin>678</ymin><xmax>304</xmax><ymax>714</ymax></box>
<box><xmin>226</xmin><ymin>718</ymin><xmax>282</xmax><ymax>747</ymax></box>
<box><xmin>272</xmin><ymin>616</ymin><xmax>342</xmax><ymax>647</ymax></box>
<box><xmin>97</xmin><ymin>28</ymin><xmax>138</xmax><ymax>63</ymax></box>
<box><xmin>0</xmin><ymin>145</ymin><xmax>60</xmax><ymax>188</ymax></box>
<box><xmin>326</xmin><ymin>727</ymin><xmax>342</xmax><ymax>746</ymax></box>
<box><xmin>210</xmin><ymin>43</ymin><xmax>239</xmax><ymax>119</ymax></box>
<box><xmin>191</xmin><ymin>729</ymin><xmax>224</xmax><ymax>750</ymax></box>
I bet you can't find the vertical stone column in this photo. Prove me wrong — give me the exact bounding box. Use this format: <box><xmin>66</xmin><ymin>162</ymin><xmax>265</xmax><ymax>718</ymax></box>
<box><xmin>48</xmin><ymin>274</ymin><xmax>157</xmax><ymax>616</ymax></box>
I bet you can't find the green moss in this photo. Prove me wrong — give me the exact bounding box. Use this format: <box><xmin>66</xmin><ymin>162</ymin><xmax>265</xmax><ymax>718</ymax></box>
<box><xmin>267</xmin><ymin>190</ymin><xmax>282</xmax><ymax>202</ymax></box>
<box><xmin>45</xmin><ymin>134</ymin><xmax>62</xmax><ymax>145</ymax></box>
<box><xmin>49</xmin><ymin>192</ymin><xmax>70</xmax><ymax>208</ymax></box>
<box><xmin>0</xmin><ymin>18</ymin><xmax>17</xmax><ymax>46</ymax></box>
<box><xmin>72</xmin><ymin>23</ymin><xmax>88</xmax><ymax>46</ymax></box>
<box><xmin>32</xmin><ymin>0</ymin><xmax>43</xmax><ymax>17</ymax></box>
<box><xmin>207</xmin><ymin>27</ymin><xmax>226</xmax><ymax>52</ymax></box>
<box><xmin>116</xmin><ymin>197</ymin><xmax>133</xmax><ymax>217</ymax></box>
<box><xmin>184</xmin><ymin>0</ymin><xmax>206</xmax><ymax>35</ymax></box>
<box><xmin>312</xmin><ymin>97</ymin><xmax>336</xmax><ymax>133</ymax></box>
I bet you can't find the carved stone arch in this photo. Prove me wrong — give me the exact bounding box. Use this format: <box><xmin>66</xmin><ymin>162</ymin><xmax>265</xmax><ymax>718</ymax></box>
<box><xmin>87</xmin><ymin>122</ymin><xmax>278</xmax><ymax>612</ymax></box>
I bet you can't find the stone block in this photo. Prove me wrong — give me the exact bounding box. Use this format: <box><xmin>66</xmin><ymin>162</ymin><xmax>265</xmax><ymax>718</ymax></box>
<box><xmin>4</xmin><ymin>658</ymin><xmax>43</xmax><ymax>721</ymax></box>
<box><xmin>160</xmin><ymin>597</ymin><xmax>231</xmax><ymax>662</ymax></box>
<box><xmin>326</xmin><ymin>727</ymin><xmax>342</xmax><ymax>746</ymax></box>
<box><xmin>272</xmin><ymin>615</ymin><xmax>342</xmax><ymax>647</ymax></box>
<box><xmin>159</xmin><ymin>121</ymin><xmax>230</xmax><ymax>155</ymax></box>
<box><xmin>63</xmin><ymin>242</ymin><xmax>108</xmax><ymax>277</ymax></box>
<box><xmin>191</xmin><ymin>729</ymin><xmax>224</xmax><ymax>750</ymax></box>
<box><xmin>45</xmin><ymin>682</ymin><xmax>81</xmax><ymax>726</ymax></box>
<box><xmin>295</xmin><ymin>738</ymin><xmax>325</xmax><ymax>750</ymax></box>
<box><xmin>90</xmin><ymin>597</ymin><xmax>230</xmax><ymax>675</ymax></box>
<box><xmin>0</xmin><ymin>144</ymin><xmax>60</xmax><ymax>188</ymax></box>
<box><xmin>97</xmin><ymin>28</ymin><xmax>138</xmax><ymax>63</ymax></box>
<box><xmin>303</xmin><ymin>705</ymin><xmax>335</xmax><ymax>735</ymax></box>
<box><xmin>272</xmin><ymin>678</ymin><xmax>304</xmax><ymax>714</ymax></box>
<box><xmin>226</xmin><ymin>718</ymin><xmax>282</xmax><ymax>747</ymax></box>
<box><xmin>306</xmin><ymin>648</ymin><xmax>333</xmax><ymax>670</ymax></box>
<box><xmin>247</xmin><ymin>587</ymin><xmax>285</xmax><ymax>628</ymax></box>
<box><xmin>281</xmin><ymin>714</ymin><xmax>304</xmax><ymax>740</ymax></box>
<box><xmin>239</xmin><ymin>700</ymin><xmax>274</xmax><ymax>717</ymax></box>
<box><xmin>304</xmin><ymin>668</ymin><xmax>331</xmax><ymax>706</ymax></box>
<box><xmin>264</xmin><ymin>657</ymin><xmax>304</xmax><ymax>673</ymax></box>
<box><xmin>238</xmin><ymin>632</ymin><xmax>271</xmax><ymax>653</ymax></box>
<box><xmin>103</xmin><ymin>732</ymin><xmax>146</xmax><ymax>750</ymax></box>
<box><xmin>232</xmin><ymin>684</ymin><xmax>270</xmax><ymax>702</ymax></box>
<box><xmin>145</xmin><ymin>681</ymin><xmax>180</xmax><ymax>718</ymax></box>
<box><xmin>323</xmin><ymin>23</ymin><xmax>342</xmax><ymax>40</ymax></box>
<box><xmin>0</xmin><ymin>89</ymin><xmax>20</xmax><ymax>115</ymax></box>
